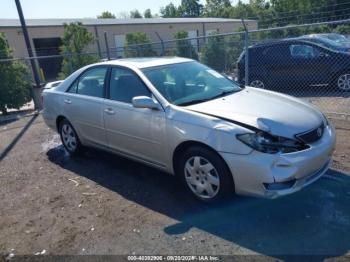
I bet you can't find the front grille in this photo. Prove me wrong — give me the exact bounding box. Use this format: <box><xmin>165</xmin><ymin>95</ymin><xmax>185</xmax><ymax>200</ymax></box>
<box><xmin>295</xmin><ymin>123</ymin><xmax>325</xmax><ymax>144</ymax></box>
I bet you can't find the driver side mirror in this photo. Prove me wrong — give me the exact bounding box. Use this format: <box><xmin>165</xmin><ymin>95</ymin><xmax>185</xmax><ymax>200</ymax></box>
<box><xmin>132</xmin><ymin>96</ymin><xmax>160</xmax><ymax>110</ymax></box>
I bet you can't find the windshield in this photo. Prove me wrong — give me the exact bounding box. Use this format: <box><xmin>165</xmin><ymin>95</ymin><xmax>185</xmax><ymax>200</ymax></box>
<box><xmin>308</xmin><ymin>37</ymin><xmax>347</xmax><ymax>50</ymax></box>
<box><xmin>142</xmin><ymin>61</ymin><xmax>241</xmax><ymax>106</ymax></box>
<box><xmin>322</xmin><ymin>34</ymin><xmax>348</xmax><ymax>43</ymax></box>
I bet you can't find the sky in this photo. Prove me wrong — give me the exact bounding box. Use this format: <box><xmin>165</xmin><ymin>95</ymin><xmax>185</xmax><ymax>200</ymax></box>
<box><xmin>0</xmin><ymin>0</ymin><xmax>193</xmax><ymax>19</ymax></box>
<box><xmin>0</xmin><ymin>0</ymin><xmax>244</xmax><ymax>19</ymax></box>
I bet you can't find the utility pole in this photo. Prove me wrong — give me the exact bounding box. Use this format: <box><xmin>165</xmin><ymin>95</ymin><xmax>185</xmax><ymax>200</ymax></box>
<box><xmin>14</xmin><ymin>0</ymin><xmax>42</xmax><ymax>110</ymax></box>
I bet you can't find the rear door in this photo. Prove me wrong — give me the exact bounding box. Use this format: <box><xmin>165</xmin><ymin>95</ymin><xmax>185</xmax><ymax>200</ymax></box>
<box><xmin>103</xmin><ymin>66</ymin><xmax>167</xmax><ymax>166</ymax></box>
<box><xmin>63</xmin><ymin>66</ymin><xmax>108</xmax><ymax>146</ymax></box>
<box><xmin>262</xmin><ymin>44</ymin><xmax>293</xmax><ymax>87</ymax></box>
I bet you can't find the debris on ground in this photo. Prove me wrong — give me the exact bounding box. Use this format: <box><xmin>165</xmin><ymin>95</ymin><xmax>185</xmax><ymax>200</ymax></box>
<box><xmin>34</xmin><ymin>249</ymin><xmax>46</xmax><ymax>255</ymax></box>
<box><xmin>68</xmin><ymin>178</ymin><xmax>80</xmax><ymax>187</ymax></box>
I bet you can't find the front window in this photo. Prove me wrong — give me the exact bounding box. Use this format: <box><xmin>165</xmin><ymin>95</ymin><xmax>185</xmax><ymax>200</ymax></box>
<box><xmin>109</xmin><ymin>67</ymin><xmax>150</xmax><ymax>103</ymax></box>
<box><xmin>142</xmin><ymin>62</ymin><xmax>241</xmax><ymax>106</ymax></box>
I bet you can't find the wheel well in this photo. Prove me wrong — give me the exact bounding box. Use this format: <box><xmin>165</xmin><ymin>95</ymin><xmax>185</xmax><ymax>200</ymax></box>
<box><xmin>332</xmin><ymin>70</ymin><xmax>350</xmax><ymax>81</ymax></box>
<box><xmin>56</xmin><ymin>115</ymin><xmax>66</xmax><ymax>131</ymax></box>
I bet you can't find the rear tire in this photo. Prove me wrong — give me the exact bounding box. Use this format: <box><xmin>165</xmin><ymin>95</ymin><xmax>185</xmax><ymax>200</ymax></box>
<box><xmin>177</xmin><ymin>146</ymin><xmax>234</xmax><ymax>202</ymax></box>
<box><xmin>58</xmin><ymin>119</ymin><xmax>83</xmax><ymax>156</ymax></box>
<box><xmin>335</xmin><ymin>73</ymin><xmax>350</xmax><ymax>91</ymax></box>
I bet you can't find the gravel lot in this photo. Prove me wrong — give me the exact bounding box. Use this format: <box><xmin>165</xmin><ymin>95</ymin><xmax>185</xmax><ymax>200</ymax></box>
<box><xmin>0</xmin><ymin>114</ymin><xmax>350</xmax><ymax>259</ymax></box>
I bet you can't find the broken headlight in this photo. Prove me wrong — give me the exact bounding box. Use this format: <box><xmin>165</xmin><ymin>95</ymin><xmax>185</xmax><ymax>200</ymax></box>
<box><xmin>236</xmin><ymin>131</ymin><xmax>308</xmax><ymax>154</ymax></box>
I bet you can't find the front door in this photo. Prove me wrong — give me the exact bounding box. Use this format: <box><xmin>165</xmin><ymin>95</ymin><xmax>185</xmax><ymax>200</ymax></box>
<box><xmin>103</xmin><ymin>66</ymin><xmax>167</xmax><ymax>166</ymax></box>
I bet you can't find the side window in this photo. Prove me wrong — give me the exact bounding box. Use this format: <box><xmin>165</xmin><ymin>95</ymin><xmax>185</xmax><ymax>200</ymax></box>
<box><xmin>74</xmin><ymin>67</ymin><xmax>107</xmax><ymax>98</ymax></box>
<box><xmin>289</xmin><ymin>45</ymin><xmax>319</xmax><ymax>59</ymax></box>
<box><xmin>109</xmin><ymin>67</ymin><xmax>150</xmax><ymax>103</ymax></box>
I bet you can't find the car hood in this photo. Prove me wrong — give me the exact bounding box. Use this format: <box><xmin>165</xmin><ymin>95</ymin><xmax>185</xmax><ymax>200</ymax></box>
<box><xmin>185</xmin><ymin>87</ymin><xmax>323</xmax><ymax>138</ymax></box>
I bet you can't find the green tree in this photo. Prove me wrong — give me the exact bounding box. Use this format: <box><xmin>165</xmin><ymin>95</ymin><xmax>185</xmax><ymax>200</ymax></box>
<box><xmin>59</xmin><ymin>23</ymin><xmax>98</xmax><ymax>79</ymax></box>
<box><xmin>204</xmin><ymin>0</ymin><xmax>231</xmax><ymax>17</ymax></box>
<box><xmin>97</xmin><ymin>11</ymin><xmax>116</xmax><ymax>19</ymax></box>
<box><xmin>124</xmin><ymin>32</ymin><xmax>156</xmax><ymax>57</ymax></box>
<box><xmin>130</xmin><ymin>9</ymin><xmax>143</xmax><ymax>18</ymax></box>
<box><xmin>144</xmin><ymin>9</ymin><xmax>153</xmax><ymax>18</ymax></box>
<box><xmin>173</xmin><ymin>31</ymin><xmax>198</xmax><ymax>60</ymax></box>
<box><xmin>179</xmin><ymin>0</ymin><xmax>203</xmax><ymax>17</ymax></box>
<box><xmin>0</xmin><ymin>33</ymin><xmax>31</xmax><ymax>115</ymax></box>
<box><xmin>160</xmin><ymin>2</ymin><xmax>179</xmax><ymax>17</ymax></box>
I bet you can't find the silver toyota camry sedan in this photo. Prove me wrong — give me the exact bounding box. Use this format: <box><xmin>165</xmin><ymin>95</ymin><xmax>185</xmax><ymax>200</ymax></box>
<box><xmin>42</xmin><ymin>57</ymin><xmax>336</xmax><ymax>202</ymax></box>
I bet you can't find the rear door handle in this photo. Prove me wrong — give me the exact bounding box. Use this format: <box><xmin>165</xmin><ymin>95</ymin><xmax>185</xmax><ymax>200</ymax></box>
<box><xmin>104</xmin><ymin>108</ymin><xmax>115</xmax><ymax>115</ymax></box>
<box><xmin>64</xmin><ymin>99</ymin><xmax>72</xmax><ymax>104</ymax></box>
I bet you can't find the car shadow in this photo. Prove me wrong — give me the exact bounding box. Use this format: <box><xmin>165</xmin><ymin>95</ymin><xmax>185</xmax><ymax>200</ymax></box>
<box><xmin>47</xmin><ymin>145</ymin><xmax>350</xmax><ymax>258</ymax></box>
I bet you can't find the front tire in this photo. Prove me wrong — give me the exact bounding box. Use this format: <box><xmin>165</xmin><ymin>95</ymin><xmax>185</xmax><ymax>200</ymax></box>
<box><xmin>58</xmin><ymin>119</ymin><xmax>83</xmax><ymax>155</ymax></box>
<box><xmin>178</xmin><ymin>146</ymin><xmax>234</xmax><ymax>202</ymax></box>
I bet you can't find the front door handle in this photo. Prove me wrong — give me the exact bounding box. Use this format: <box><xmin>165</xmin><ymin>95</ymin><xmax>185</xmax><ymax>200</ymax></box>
<box><xmin>64</xmin><ymin>99</ymin><xmax>72</xmax><ymax>104</ymax></box>
<box><xmin>104</xmin><ymin>108</ymin><xmax>115</xmax><ymax>115</ymax></box>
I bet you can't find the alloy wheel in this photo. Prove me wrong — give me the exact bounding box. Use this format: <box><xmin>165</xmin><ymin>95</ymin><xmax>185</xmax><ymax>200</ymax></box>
<box><xmin>184</xmin><ymin>156</ymin><xmax>220</xmax><ymax>199</ymax></box>
<box><xmin>250</xmin><ymin>80</ymin><xmax>265</xmax><ymax>89</ymax></box>
<box><xmin>337</xmin><ymin>74</ymin><xmax>350</xmax><ymax>91</ymax></box>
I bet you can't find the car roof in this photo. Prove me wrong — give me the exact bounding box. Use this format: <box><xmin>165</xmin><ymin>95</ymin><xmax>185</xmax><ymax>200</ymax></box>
<box><xmin>96</xmin><ymin>57</ymin><xmax>194</xmax><ymax>69</ymax></box>
<box><xmin>249</xmin><ymin>38</ymin><xmax>327</xmax><ymax>49</ymax></box>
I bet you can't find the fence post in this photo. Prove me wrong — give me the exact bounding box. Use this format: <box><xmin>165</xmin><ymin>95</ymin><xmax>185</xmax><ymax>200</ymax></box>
<box><xmin>155</xmin><ymin>32</ymin><xmax>165</xmax><ymax>56</ymax></box>
<box><xmin>94</xmin><ymin>25</ymin><xmax>102</xmax><ymax>59</ymax></box>
<box><xmin>104</xmin><ymin>31</ymin><xmax>110</xmax><ymax>60</ymax></box>
<box><xmin>241</xmin><ymin>19</ymin><xmax>249</xmax><ymax>86</ymax></box>
<box><xmin>68</xmin><ymin>53</ymin><xmax>73</xmax><ymax>74</ymax></box>
<box><xmin>188</xmin><ymin>40</ymin><xmax>192</xmax><ymax>58</ymax></box>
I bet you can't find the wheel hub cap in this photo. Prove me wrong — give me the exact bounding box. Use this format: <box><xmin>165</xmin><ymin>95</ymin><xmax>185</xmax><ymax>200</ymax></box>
<box><xmin>250</xmin><ymin>80</ymin><xmax>265</xmax><ymax>89</ymax></box>
<box><xmin>338</xmin><ymin>74</ymin><xmax>350</xmax><ymax>91</ymax></box>
<box><xmin>61</xmin><ymin>124</ymin><xmax>77</xmax><ymax>151</ymax></box>
<box><xmin>184</xmin><ymin>156</ymin><xmax>220</xmax><ymax>199</ymax></box>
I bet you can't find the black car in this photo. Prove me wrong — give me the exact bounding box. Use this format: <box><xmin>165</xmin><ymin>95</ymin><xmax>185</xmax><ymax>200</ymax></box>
<box><xmin>237</xmin><ymin>39</ymin><xmax>350</xmax><ymax>91</ymax></box>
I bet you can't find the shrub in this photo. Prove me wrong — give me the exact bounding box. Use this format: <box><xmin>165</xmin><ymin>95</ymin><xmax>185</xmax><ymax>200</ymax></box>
<box><xmin>200</xmin><ymin>33</ymin><xmax>227</xmax><ymax>72</ymax></box>
<box><xmin>173</xmin><ymin>31</ymin><xmax>198</xmax><ymax>60</ymax></box>
<box><xmin>0</xmin><ymin>33</ymin><xmax>31</xmax><ymax>115</ymax></box>
<box><xmin>124</xmin><ymin>32</ymin><xmax>157</xmax><ymax>57</ymax></box>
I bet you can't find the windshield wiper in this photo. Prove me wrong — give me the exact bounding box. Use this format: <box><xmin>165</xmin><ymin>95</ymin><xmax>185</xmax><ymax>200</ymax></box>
<box><xmin>210</xmin><ymin>89</ymin><xmax>237</xmax><ymax>100</ymax></box>
<box><xmin>177</xmin><ymin>90</ymin><xmax>237</xmax><ymax>106</ymax></box>
<box><xmin>177</xmin><ymin>99</ymin><xmax>212</xmax><ymax>106</ymax></box>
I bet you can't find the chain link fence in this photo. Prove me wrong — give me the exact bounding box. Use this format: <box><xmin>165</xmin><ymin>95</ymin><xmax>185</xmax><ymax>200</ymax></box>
<box><xmin>1</xmin><ymin>19</ymin><xmax>350</xmax><ymax>117</ymax></box>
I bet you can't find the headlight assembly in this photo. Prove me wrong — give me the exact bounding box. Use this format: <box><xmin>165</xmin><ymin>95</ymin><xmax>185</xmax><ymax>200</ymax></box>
<box><xmin>236</xmin><ymin>131</ymin><xmax>309</xmax><ymax>154</ymax></box>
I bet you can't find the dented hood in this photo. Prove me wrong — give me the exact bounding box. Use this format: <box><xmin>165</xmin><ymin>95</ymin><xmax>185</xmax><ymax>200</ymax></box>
<box><xmin>185</xmin><ymin>87</ymin><xmax>323</xmax><ymax>138</ymax></box>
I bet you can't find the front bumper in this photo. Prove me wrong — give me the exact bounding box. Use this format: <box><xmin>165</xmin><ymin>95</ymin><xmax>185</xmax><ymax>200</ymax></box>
<box><xmin>220</xmin><ymin>124</ymin><xmax>336</xmax><ymax>198</ymax></box>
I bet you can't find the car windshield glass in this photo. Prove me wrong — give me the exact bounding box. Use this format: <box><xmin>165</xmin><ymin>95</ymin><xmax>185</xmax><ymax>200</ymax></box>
<box><xmin>142</xmin><ymin>61</ymin><xmax>241</xmax><ymax>106</ymax></box>
<box><xmin>323</xmin><ymin>34</ymin><xmax>348</xmax><ymax>43</ymax></box>
<box><xmin>313</xmin><ymin>37</ymin><xmax>347</xmax><ymax>50</ymax></box>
